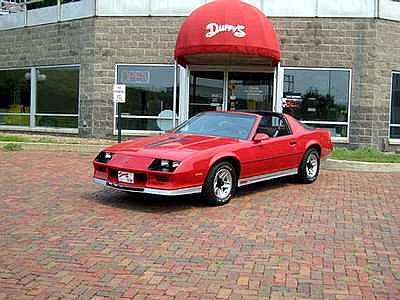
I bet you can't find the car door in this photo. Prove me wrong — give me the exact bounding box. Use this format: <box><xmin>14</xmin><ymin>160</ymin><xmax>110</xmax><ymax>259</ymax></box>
<box><xmin>245</xmin><ymin>115</ymin><xmax>298</xmax><ymax>176</ymax></box>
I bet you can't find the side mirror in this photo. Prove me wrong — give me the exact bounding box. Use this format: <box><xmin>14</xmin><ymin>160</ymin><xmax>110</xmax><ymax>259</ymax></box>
<box><xmin>253</xmin><ymin>133</ymin><xmax>270</xmax><ymax>143</ymax></box>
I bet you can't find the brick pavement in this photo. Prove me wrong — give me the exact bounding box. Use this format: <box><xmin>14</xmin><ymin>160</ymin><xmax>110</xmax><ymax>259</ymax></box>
<box><xmin>0</xmin><ymin>150</ymin><xmax>399</xmax><ymax>299</ymax></box>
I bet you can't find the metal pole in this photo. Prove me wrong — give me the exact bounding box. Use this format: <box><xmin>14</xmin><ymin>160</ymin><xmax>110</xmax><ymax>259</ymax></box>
<box><xmin>30</xmin><ymin>68</ymin><xmax>37</xmax><ymax>128</ymax></box>
<box><xmin>376</xmin><ymin>0</ymin><xmax>380</xmax><ymax>19</ymax></box>
<box><xmin>24</xmin><ymin>0</ymin><xmax>27</xmax><ymax>26</ymax></box>
<box><xmin>148</xmin><ymin>0</ymin><xmax>152</xmax><ymax>15</ymax></box>
<box><xmin>172</xmin><ymin>60</ymin><xmax>177</xmax><ymax>128</ymax></box>
<box><xmin>117</xmin><ymin>103</ymin><xmax>122</xmax><ymax>143</ymax></box>
<box><xmin>57</xmin><ymin>0</ymin><xmax>61</xmax><ymax>22</ymax></box>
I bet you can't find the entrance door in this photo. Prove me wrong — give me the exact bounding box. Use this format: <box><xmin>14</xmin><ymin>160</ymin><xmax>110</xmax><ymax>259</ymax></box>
<box><xmin>188</xmin><ymin>70</ymin><xmax>274</xmax><ymax>118</ymax></box>
<box><xmin>189</xmin><ymin>71</ymin><xmax>224</xmax><ymax>117</ymax></box>
<box><xmin>228</xmin><ymin>72</ymin><xmax>273</xmax><ymax>112</ymax></box>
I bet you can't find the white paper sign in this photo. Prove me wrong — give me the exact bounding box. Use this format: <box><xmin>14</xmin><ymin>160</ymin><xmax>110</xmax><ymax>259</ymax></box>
<box><xmin>113</xmin><ymin>84</ymin><xmax>126</xmax><ymax>103</ymax></box>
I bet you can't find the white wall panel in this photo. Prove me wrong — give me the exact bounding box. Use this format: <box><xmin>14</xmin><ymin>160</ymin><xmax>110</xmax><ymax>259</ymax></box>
<box><xmin>27</xmin><ymin>6</ymin><xmax>57</xmax><ymax>26</ymax></box>
<box><xmin>150</xmin><ymin>0</ymin><xmax>206</xmax><ymax>16</ymax></box>
<box><xmin>241</xmin><ymin>0</ymin><xmax>262</xmax><ymax>10</ymax></box>
<box><xmin>62</xmin><ymin>0</ymin><xmax>95</xmax><ymax>21</ymax></box>
<box><xmin>264</xmin><ymin>0</ymin><xmax>317</xmax><ymax>17</ymax></box>
<box><xmin>96</xmin><ymin>0</ymin><xmax>150</xmax><ymax>16</ymax></box>
<box><xmin>380</xmin><ymin>0</ymin><xmax>400</xmax><ymax>21</ymax></box>
<box><xmin>318</xmin><ymin>0</ymin><xmax>375</xmax><ymax>17</ymax></box>
<box><xmin>0</xmin><ymin>11</ymin><xmax>24</xmax><ymax>30</ymax></box>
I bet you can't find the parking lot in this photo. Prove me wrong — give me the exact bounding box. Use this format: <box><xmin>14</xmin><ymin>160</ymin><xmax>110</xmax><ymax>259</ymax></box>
<box><xmin>1</xmin><ymin>150</ymin><xmax>399</xmax><ymax>299</ymax></box>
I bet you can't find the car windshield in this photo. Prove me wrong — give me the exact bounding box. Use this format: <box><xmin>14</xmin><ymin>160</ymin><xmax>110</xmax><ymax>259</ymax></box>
<box><xmin>175</xmin><ymin>112</ymin><xmax>256</xmax><ymax>140</ymax></box>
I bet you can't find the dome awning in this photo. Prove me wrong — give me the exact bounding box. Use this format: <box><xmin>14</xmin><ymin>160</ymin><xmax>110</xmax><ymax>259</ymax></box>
<box><xmin>174</xmin><ymin>0</ymin><xmax>281</xmax><ymax>66</ymax></box>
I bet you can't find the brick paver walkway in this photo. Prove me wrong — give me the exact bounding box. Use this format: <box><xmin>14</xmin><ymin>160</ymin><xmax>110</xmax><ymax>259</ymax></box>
<box><xmin>1</xmin><ymin>151</ymin><xmax>399</xmax><ymax>299</ymax></box>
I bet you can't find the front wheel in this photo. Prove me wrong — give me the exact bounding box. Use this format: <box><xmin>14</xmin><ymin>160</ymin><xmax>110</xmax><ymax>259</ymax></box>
<box><xmin>202</xmin><ymin>162</ymin><xmax>237</xmax><ymax>206</ymax></box>
<box><xmin>298</xmin><ymin>148</ymin><xmax>320</xmax><ymax>183</ymax></box>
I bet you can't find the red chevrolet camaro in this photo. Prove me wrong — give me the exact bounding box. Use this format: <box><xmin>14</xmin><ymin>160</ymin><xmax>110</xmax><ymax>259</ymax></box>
<box><xmin>93</xmin><ymin>111</ymin><xmax>332</xmax><ymax>205</ymax></box>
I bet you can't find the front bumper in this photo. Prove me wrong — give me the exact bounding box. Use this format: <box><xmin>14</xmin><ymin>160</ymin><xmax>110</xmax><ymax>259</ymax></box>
<box><xmin>93</xmin><ymin>178</ymin><xmax>202</xmax><ymax>196</ymax></box>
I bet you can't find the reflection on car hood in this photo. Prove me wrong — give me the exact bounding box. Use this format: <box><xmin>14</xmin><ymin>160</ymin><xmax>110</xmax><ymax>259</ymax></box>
<box><xmin>104</xmin><ymin>133</ymin><xmax>239</xmax><ymax>160</ymax></box>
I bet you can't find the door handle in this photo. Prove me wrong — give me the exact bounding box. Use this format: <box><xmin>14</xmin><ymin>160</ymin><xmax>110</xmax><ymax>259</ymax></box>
<box><xmin>289</xmin><ymin>140</ymin><xmax>297</xmax><ymax>146</ymax></box>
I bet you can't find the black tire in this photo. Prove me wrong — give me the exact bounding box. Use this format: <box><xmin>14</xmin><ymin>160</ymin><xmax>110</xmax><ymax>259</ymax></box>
<box><xmin>298</xmin><ymin>148</ymin><xmax>320</xmax><ymax>183</ymax></box>
<box><xmin>202</xmin><ymin>161</ymin><xmax>237</xmax><ymax>206</ymax></box>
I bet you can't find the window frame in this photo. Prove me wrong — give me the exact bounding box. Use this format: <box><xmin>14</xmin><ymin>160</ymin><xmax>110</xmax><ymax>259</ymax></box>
<box><xmin>114</xmin><ymin>63</ymin><xmax>179</xmax><ymax>136</ymax></box>
<box><xmin>282</xmin><ymin>67</ymin><xmax>352</xmax><ymax>143</ymax></box>
<box><xmin>0</xmin><ymin>64</ymin><xmax>80</xmax><ymax>134</ymax></box>
<box><xmin>389</xmin><ymin>71</ymin><xmax>400</xmax><ymax>144</ymax></box>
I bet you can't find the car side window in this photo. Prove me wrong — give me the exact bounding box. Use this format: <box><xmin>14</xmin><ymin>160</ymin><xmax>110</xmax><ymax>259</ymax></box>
<box><xmin>257</xmin><ymin>115</ymin><xmax>291</xmax><ymax>138</ymax></box>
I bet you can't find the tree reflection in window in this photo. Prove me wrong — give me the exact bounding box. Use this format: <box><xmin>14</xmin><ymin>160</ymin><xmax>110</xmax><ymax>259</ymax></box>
<box><xmin>294</xmin><ymin>88</ymin><xmax>348</xmax><ymax>122</ymax></box>
<box><xmin>283</xmin><ymin>69</ymin><xmax>350</xmax><ymax>123</ymax></box>
<box><xmin>283</xmin><ymin>68</ymin><xmax>351</xmax><ymax>138</ymax></box>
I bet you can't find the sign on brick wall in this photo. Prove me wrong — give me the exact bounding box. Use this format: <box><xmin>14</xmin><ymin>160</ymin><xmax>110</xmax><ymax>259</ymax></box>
<box><xmin>113</xmin><ymin>84</ymin><xmax>126</xmax><ymax>103</ymax></box>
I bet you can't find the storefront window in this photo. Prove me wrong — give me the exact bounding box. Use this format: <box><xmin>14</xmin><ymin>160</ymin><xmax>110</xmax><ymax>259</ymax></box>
<box><xmin>36</xmin><ymin>66</ymin><xmax>79</xmax><ymax>128</ymax></box>
<box><xmin>283</xmin><ymin>68</ymin><xmax>351</xmax><ymax>139</ymax></box>
<box><xmin>116</xmin><ymin>65</ymin><xmax>178</xmax><ymax>132</ymax></box>
<box><xmin>390</xmin><ymin>72</ymin><xmax>400</xmax><ymax>139</ymax></box>
<box><xmin>0</xmin><ymin>69</ymin><xmax>31</xmax><ymax>127</ymax></box>
<box><xmin>0</xmin><ymin>66</ymin><xmax>79</xmax><ymax>131</ymax></box>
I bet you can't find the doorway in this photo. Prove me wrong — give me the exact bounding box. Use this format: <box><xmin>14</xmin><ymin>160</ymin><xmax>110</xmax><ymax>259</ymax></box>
<box><xmin>188</xmin><ymin>69</ymin><xmax>274</xmax><ymax>118</ymax></box>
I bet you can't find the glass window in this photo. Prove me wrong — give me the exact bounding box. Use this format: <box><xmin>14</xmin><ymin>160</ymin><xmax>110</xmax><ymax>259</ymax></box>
<box><xmin>390</xmin><ymin>72</ymin><xmax>400</xmax><ymax>139</ymax></box>
<box><xmin>28</xmin><ymin>0</ymin><xmax>57</xmax><ymax>10</ymax></box>
<box><xmin>283</xmin><ymin>68</ymin><xmax>351</xmax><ymax>138</ymax></box>
<box><xmin>36</xmin><ymin>67</ymin><xmax>79</xmax><ymax>115</ymax></box>
<box><xmin>228</xmin><ymin>72</ymin><xmax>273</xmax><ymax>112</ymax></box>
<box><xmin>0</xmin><ymin>69</ymin><xmax>31</xmax><ymax>126</ymax></box>
<box><xmin>115</xmin><ymin>117</ymin><xmax>176</xmax><ymax>132</ymax></box>
<box><xmin>189</xmin><ymin>71</ymin><xmax>224</xmax><ymax>117</ymax></box>
<box><xmin>175</xmin><ymin>112</ymin><xmax>256</xmax><ymax>140</ymax></box>
<box><xmin>36</xmin><ymin>116</ymin><xmax>78</xmax><ymax>128</ymax></box>
<box><xmin>116</xmin><ymin>65</ymin><xmax>178</xmax><ymax>131</ymax></box>
<box><xmin>257</xmin><ymin>114</ymin><xmax>291</xmax><ymax>138</ymax></box>
<box><xmin>390</xmin><ymin>127</ymin><xmax>400</xmax><ymax>139</ymax></box>
<box><xmin>0</xmin><ymin>66</ymin><xmax>79</xmax><ymax>130</ymax></box>
<box><xmin>35</xmin><ymin>66</ymin><xmax>79</xmax><ymax>129</ymax></box>
<box><xmin>0</xmin><ymin>115</ymin><xmax>30</xmax><ymax>127</ymax></box>
<box><xmin>306</xmin><ymin>123</ymin><xmax>348</xmax><ymax>138</ymax></box>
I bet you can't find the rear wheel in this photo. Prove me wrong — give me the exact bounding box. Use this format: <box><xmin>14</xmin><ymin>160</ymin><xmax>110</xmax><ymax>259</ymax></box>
<box><xmin>203</xmin><ymin>161</ymin><xmax>237</xmax><ymax>206</ymax></box>
<box><xmin>298</xmin><ymin>148</ymin><xmax>320</xmax><ymax>183</ymax></box>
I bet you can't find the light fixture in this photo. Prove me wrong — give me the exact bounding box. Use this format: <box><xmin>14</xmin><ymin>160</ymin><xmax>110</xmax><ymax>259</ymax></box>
<box><xmin>24</xmin><ymin>70</ymin><xmax>47</xmax><ymax>81</ymax></box>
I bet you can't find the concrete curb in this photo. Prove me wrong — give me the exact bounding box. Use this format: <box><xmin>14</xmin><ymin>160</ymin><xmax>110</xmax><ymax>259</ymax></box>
<box><xmin>2</xmin><ymin>141</ymin><xmax>400</xmax><ymax>173</ymax></box>
<box><xmin>321</xmin><ymin>159</ymin><xmax>400</xmax><ymax>173</ymax></box>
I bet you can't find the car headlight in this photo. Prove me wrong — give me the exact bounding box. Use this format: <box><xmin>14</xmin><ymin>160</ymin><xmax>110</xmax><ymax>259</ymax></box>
<box><xmin>95</xmin><ymin>151</ymin><xmax>113</xmax><ymax>163</ymax></box>
<box><xmin>149</xmin><ymin>159</ymin><xmax>181</xmax><ymax>172</ymax></box>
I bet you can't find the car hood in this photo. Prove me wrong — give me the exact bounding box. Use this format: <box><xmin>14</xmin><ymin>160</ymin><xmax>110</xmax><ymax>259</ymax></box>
<box><xmin>104</xmin><ymin>133</ymin><xmax>239</xmax><ymax>160</ymax></box>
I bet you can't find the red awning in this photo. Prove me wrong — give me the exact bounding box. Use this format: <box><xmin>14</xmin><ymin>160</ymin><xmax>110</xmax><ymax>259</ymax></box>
<box><xmin>175</xmin><ymin>0</ymin><xmax>281</xmax><ymax>66</ymax></box>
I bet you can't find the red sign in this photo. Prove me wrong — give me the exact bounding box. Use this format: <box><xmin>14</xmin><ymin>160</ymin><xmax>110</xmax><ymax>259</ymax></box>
<box><xmin>127</xmin><ymin>71</ymin><xmax>150</xmax><ymax>84</ymax></box>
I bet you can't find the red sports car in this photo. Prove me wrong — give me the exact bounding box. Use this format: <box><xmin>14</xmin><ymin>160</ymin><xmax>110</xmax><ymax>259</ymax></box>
<box><xmin>93</xmin><ymin>111</ymin><xmax>332</xmax><ymax>205</ymax></box>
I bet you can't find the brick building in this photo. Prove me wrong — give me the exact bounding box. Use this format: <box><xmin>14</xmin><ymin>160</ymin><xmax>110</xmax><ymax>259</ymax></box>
<box><xmin>0</xmin><ymin>0</ymin><xmax>399</xmax><ymax>150</ymax></box>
